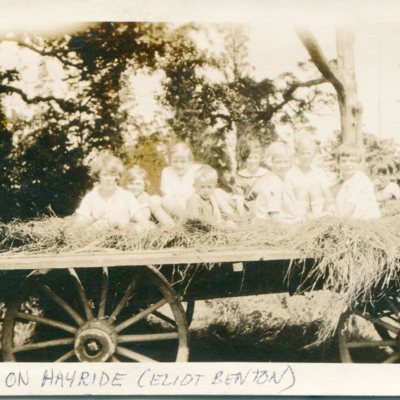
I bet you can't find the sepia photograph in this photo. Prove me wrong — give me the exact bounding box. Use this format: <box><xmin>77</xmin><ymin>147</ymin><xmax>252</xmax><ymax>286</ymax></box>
<box><xmin>0</xmin><ymin>0</ymin><xmax>400</xmax><ymax>395</ymax></box>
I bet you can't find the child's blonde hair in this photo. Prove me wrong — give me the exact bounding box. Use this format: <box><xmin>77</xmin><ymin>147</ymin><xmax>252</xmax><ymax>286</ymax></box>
<box><xmin>264</xmin><ymin>141</ymin><xmax>291</xmax><ymax>168</ymax></box>
<box><xmin>194</xmin><ymin>165</ymin><xmax>218</xmax><ymax>183</ymax></box>
<box><xmin>170</xmin><ymin>142</ymin><xmax>193</xmax><ymax>163</ymax></box>
<box><xmin>90</xmin><ymin>152</ymin><xmax>124</xmax><ymax>180</ymax></box>
<box><xmin>295</xmin><ymin>134</ymin><xmax>317</xmax><ymax>153</ymax></box>
<box><xmin>336</xmin><ymin>144</ymin><xmax>364</xmax><ymax>163</ymax></box>
<box><xmin>124</xmin><ymin>166</ymin><xmax>151</xmax><ymax>189</ymax></box>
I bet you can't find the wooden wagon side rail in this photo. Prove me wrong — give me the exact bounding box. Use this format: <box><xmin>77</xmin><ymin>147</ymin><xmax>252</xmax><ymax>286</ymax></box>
<box><xmin>0</xmin><ymin>247</ymin><xmax>300</xmax><ymax>270</ymax></box>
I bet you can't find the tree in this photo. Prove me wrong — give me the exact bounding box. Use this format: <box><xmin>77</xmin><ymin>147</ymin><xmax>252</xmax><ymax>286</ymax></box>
<box><xmin>297</xmin><ymin>28</ymin><xmax>363</xmax><ymax>147</ymax></box>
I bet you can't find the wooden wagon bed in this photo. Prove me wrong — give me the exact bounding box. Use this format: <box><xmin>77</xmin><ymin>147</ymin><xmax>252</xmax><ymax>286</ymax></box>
<box><xmin>0</xmin><ymin>247</ymin><xmax>300</xmax><ymax>270</ymax></box>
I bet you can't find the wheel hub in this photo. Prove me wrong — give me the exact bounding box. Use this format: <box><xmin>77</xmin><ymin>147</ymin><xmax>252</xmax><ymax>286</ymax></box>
<box><xmin>74</xmin><ymin>320</ymin><xmax>117</xmax><ymax>362</ymax></box>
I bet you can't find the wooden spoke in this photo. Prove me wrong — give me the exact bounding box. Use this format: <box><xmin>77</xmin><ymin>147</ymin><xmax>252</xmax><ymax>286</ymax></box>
<box><xmin>98</xmin><ymin>267</ymin><xmax>109</xmax><ymax>319</ymax></box>
<box><xmin>386</xmin><ymin>297</ymin><xmax>400</xmax><ymax>318</ymax></box>
<box><xmin>40</xmin><ymin>283</ymin><xmax>84</xmax><ymax>325</ymax></box>
<box><xmin>13</xmin><ymin>338</ymin><xmax>74</xmax><ymax>353</ymax></box>
<box><xmin>55</xmin><ymin>350</ymin><xmax>75</xmax><ymax>362</ymax></box>
<box><xmin>152</xmin><ymin>310</ymin><xmax>176</xmax><ymax>327</ymax></box>
<box><xmin>354</xmin><ymin>309</ymin><xmax>400</xmax><ymax>334</ymax></box>
<box><xmin>118</xmin><ymin>332</ymin><xmax>179</xmax><ymax>343</ymax></box>
<box><xmin>111</xmin><ymin>356</ymin><xmax>121</xmax><ymax>362</ymax></box>
<box><xmin>108</xmin><ymin>274</ymin><xmax>139</xmax><ymax>323</ymax></box>
<box><xmin>346</xmin><ymin>339</ymin><xmax>397</xmax><ymax>349</ymax></box>
<box><xmin>383</xmin><ymin>352</ymin><xmax>400</xmax><ymax>364</ymax></box>
<box><xmin>114</xmin><ymin>298</ymin><xmax>168</xmax><ymax>333</ymax></box>
<box><xmin>16</xmin><ymin>312</ymin><xmax>77</xmax><ymax>335</ymax></box>
<box><xmin>68</xmin><ymin>268</ymin><xmax>93</xmax><ymax>321</ymax></box>
<box><xmin>116</xmin><ymin>346</ymin><xmax>158</xmax><ymax>362</ymax></box>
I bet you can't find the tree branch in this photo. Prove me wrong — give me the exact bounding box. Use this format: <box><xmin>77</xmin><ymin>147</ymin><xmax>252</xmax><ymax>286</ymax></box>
<box><xmin>13</xmin><ymin>41</ymin><xmax>81</xmax><ymax>69</ymax></box>
<box><xmin>296</xmin><ymin>28</ymin><xmax>345</xmax><ymax>101</ymax></box>
<box><xmin>258</xmin><ymin>77</ymin><xmax>327</xmax><ymax>121</ymax></box>
<box><xmin>0</xmin><ymin>84</ymin><xmax>76</xmax><ymax>112</ymax></box>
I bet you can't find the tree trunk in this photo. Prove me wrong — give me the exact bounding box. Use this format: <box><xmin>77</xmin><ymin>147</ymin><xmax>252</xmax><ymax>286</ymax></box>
<box><xmin>297</xmin><ymin>28</ymin><xmax>363</xmax><ymax>148</ymax></box>
<box><xmin>336</xmin><ymin>28</ymin><xmax>363</xmax><ymax>147</ymax></box>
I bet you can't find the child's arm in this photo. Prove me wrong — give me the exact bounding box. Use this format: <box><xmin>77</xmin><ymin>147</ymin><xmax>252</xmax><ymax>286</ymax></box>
<box><xmin>185</xmin><ymin>195</ymin><xmax>204</xmax><ymax>221</ymax></box>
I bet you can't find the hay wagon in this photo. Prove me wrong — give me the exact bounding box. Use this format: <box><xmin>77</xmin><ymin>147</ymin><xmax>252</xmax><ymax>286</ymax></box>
<box><xmin>0</xmin><ymin>246</ymin><xmax>398</xmax><ymax>364</ymax></box>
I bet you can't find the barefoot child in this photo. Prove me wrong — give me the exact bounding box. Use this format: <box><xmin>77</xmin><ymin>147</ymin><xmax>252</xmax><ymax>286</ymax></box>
<box><xmin>286</xmin><ymin>134</ymin><xmax>334</xmax><ymax>217</ymax></box>
<box><xmin>186</xmin><ymin>165</ymin><xmax>236</xmax><ymax>229</ymax></box>
<box><xmin>72</xmin><ymin>153</ymin><xmax>149</xmax><ymax>232</ymax></box>
<box><xmin>335</xmin><ymin>145</ymin><xmax>380</xmax><ymax>219</ymax></box>
<box><xmin>160</xmin><ymin>143</ymin><xmax>201</xmax><ymax>218</ymax></box>
<box><xmin>255</xmin><ymin>142</ymin><xmax>298</xmax><ymax>223</ymax></box>
<box><xmin>124</xmin><ymin>166</ymin><xmax>175</xmax><ymax>228</ymax></box>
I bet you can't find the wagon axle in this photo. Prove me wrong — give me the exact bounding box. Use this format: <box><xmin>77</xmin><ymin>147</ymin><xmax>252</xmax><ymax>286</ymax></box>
<box><xmin>75</xmin><ymin>320</ymin><xmax>117</xmax><ymax>362</ymax></box>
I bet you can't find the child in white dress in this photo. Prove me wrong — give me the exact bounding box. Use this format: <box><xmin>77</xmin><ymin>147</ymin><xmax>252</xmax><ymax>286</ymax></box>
<box><xmin>72</xmin><ymin>153</ymin><xmax>149</xmax><ymax>232</ymax></box>
<box><xmin>335</xmin><ymin>145</ymin><xmax>380</xmax><ymax>219</ymax></box>
<box><xmin>255</xmin><ymin>142</ymin><xmax>298</xmax><ymax>223</ymax></box>
<box><xmin>160</xmin><ymin>143</ymin><xmax>201</xmax><ymax>218</ymax></box>
<box><xmin>286</xmin><ymin>134</ymin><xmax>334</xmax><ymax>218</ymax></box>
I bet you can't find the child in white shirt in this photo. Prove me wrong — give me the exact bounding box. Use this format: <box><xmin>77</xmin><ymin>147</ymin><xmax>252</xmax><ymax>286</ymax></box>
<box><xmin>286</xmin><ymin>134</ymin><xmax>334</xmax><ymax>218</ymax></box>
<box><xmin>255</xmin><ymin>142</ymin><xmax>298</xmax><ymax>223</ymax></box>
<box><xmin>124</xmin><ymin>166</ymin><xmax>175</xmax><ymax>228</ymax></box>
<box><xmin>335</xmin><ymin>145</ymin><xmax>380</xmax><ymax>219</ymax></box>
<box><xmin>160</xmin><ymin>143</ymin><xmax>201</xmax><ymax>218</ymax></box>
<box><xmin>72</xmin><ymin>153</ymin><xmax>149</xmax><ymax>232</ymax></box>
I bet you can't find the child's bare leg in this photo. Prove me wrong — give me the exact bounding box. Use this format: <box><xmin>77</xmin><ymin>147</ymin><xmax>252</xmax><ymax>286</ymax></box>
<box><xmin>293</xmin><ymin>186</ymin><xmax>309</xmax><ymax>217</ymax></box>
<box><xmin>214</xmin><ymin>188</ymin><xmax>235</xmax><ymax>216</ymax></box>
<box><xmin>150</xmin><ymin>195</ymin><xmax>175</xmax><ymax>228</ymax></box>
<box><xmin>161</xmin><ymin>195</ymin><xmax>185</xmax><ymax>220</ymax></box>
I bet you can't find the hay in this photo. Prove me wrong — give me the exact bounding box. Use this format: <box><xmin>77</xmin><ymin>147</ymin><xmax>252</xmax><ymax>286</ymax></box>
<box><xmin>1</xmin><ymin>211</ymin><xmax>400</xmax><ymax>341</ymax></box>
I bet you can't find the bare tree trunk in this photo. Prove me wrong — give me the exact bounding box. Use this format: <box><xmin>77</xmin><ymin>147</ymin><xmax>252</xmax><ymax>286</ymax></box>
<box><xmin>297</xmin><ymin>28</ymin><xmax>363</xmax><ymax>148</ymax></box>
<box><xmin>336</xmin><ymin>28</ymin><xmax>363</xmax><ymax>147</ymax></box>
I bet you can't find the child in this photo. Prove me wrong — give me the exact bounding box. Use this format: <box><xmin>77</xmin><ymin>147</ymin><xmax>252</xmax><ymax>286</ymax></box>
<box><xmin>374</xmin><ymin>165</ymin><xmax>400</xmax><ymax>204</ymax></box>
<box><xmin>186</xmin><ymin>165</ymin><xmax>236</xmax><ymax>229</ymax></box>
<box><xmin>124</xmin><ymin>166</ymin><xmax>175</xmax><ymax>228</ymax></box>
<box><xmin>255</xmin><ymin>142</ymin><xmax>299</xmax><ymax>223</ymax></box>
<box><xmin>160</xmin><ymin>143</ymin><xmax>201</xmax><ymax>218</ymax></box>
<box><xmin>286</xmin><ymin>134</ymin><xmax>334</xmax><ymax>217</ymax></box>
<box><xmin>335</xmin><ymin>145</ymin><xmax>380</xmax><ymax>219</ymax></box>
<box><xmin>72</xmin><ymin>152</ymin><xmax>149</xmax><ymax>232</ymax></box>
<box><xmin>233</xmin><ymin>145</ymin><xmax>269</xmax><ymax>215</ymax></box>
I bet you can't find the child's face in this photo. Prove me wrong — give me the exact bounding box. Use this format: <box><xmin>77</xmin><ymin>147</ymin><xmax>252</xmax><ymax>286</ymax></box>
<box><xmin>297</xmin><ymin>144</ymin><xmax>315</xmax><ymax>166</ymax></box>
<box><xmin>270</xmin><ymin>153</ymin><xmax>291</xmax><ymax>178</ymax></box>
<box><xmin>376</xmin><ymin>172</ymin><xmax>391</xmax><ymax>187</ymax></box>
<box><xmin>339</xmin><ymin>155</ymin><xmax>360</xmax><ymax>179</ymax></box>
<box><xmin>126</xmin><ymin>177</ymin><xmax>145</xmax><ymax>197</ymax></box>
<box><xmin>99</xmin><ymin>170</ymin><xmax>119</xmax><ymax>191</ymax></box>
<box><xmin>194</xmin><ymin>177</ymin><xmax>217</xmax><ymax>200</ymax></box>
<box><xmin>245</xmin><ymin>152</ymin><xmax>262</xmax><ymax>172</ymax></box>
<box><xmin>171</xmin><ymin>153</ymin><xmax>190</xmax><ymax>176</ymax></box>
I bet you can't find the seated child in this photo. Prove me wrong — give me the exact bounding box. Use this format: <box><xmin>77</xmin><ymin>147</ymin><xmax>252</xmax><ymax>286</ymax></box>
<box><xmin>233</xmin><ymin>144</ymin><xmax>269</xmax><ymax>215</ymax></box>
<box><xmin>71</xmin><ymin>152</ymin><xmax>149</xmax><ymax>232</ymax></box>
<box><xmin>374</xmin><ymin>165</ymin><xmax>400</xmax><ymax>204</ymax></box>
<box><xmin>124</xmin><ymin>166</ymin><xmax>175</xmax><ymax>228</ymax></box>
<box><xmin>286</xmin><ymin>134</ymin><xmax>334</xmax><ymax>217</ymax></box>
<box><xmin>335</xmin><ymin>145</ymin><xmax>380</xmax><ymax>219</ymax></box>
<box><xmin>255</xmin><ymin>142</ymin><xmax>299</xmax><ymax>223</ymax></box>
<box><xmin>160</xmin><ymin>143</ymin><xmax>201</xmax><ymax>218</ymax></box>
<box><xmin>186</xmin><ymin>165</ymin><xmax>236</xmax><ymax>229</ymax></box>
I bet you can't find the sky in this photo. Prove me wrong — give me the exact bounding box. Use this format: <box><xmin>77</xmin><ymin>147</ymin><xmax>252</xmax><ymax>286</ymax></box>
<box><xmin>1</xmin><ymin>1</ymin><xmax>400</xmax><ymax>143</ymax></box>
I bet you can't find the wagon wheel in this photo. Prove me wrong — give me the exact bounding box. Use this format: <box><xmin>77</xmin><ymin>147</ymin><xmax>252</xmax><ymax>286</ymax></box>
<box><xmin>2</xmin><ymin>265</ymin><xmax>189</xmax><ymax>362</ymax></box>
<box><xmin>338</xmin><ymin>295</ymin><xmax>400</xmax><ymax>363</ymax></box>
